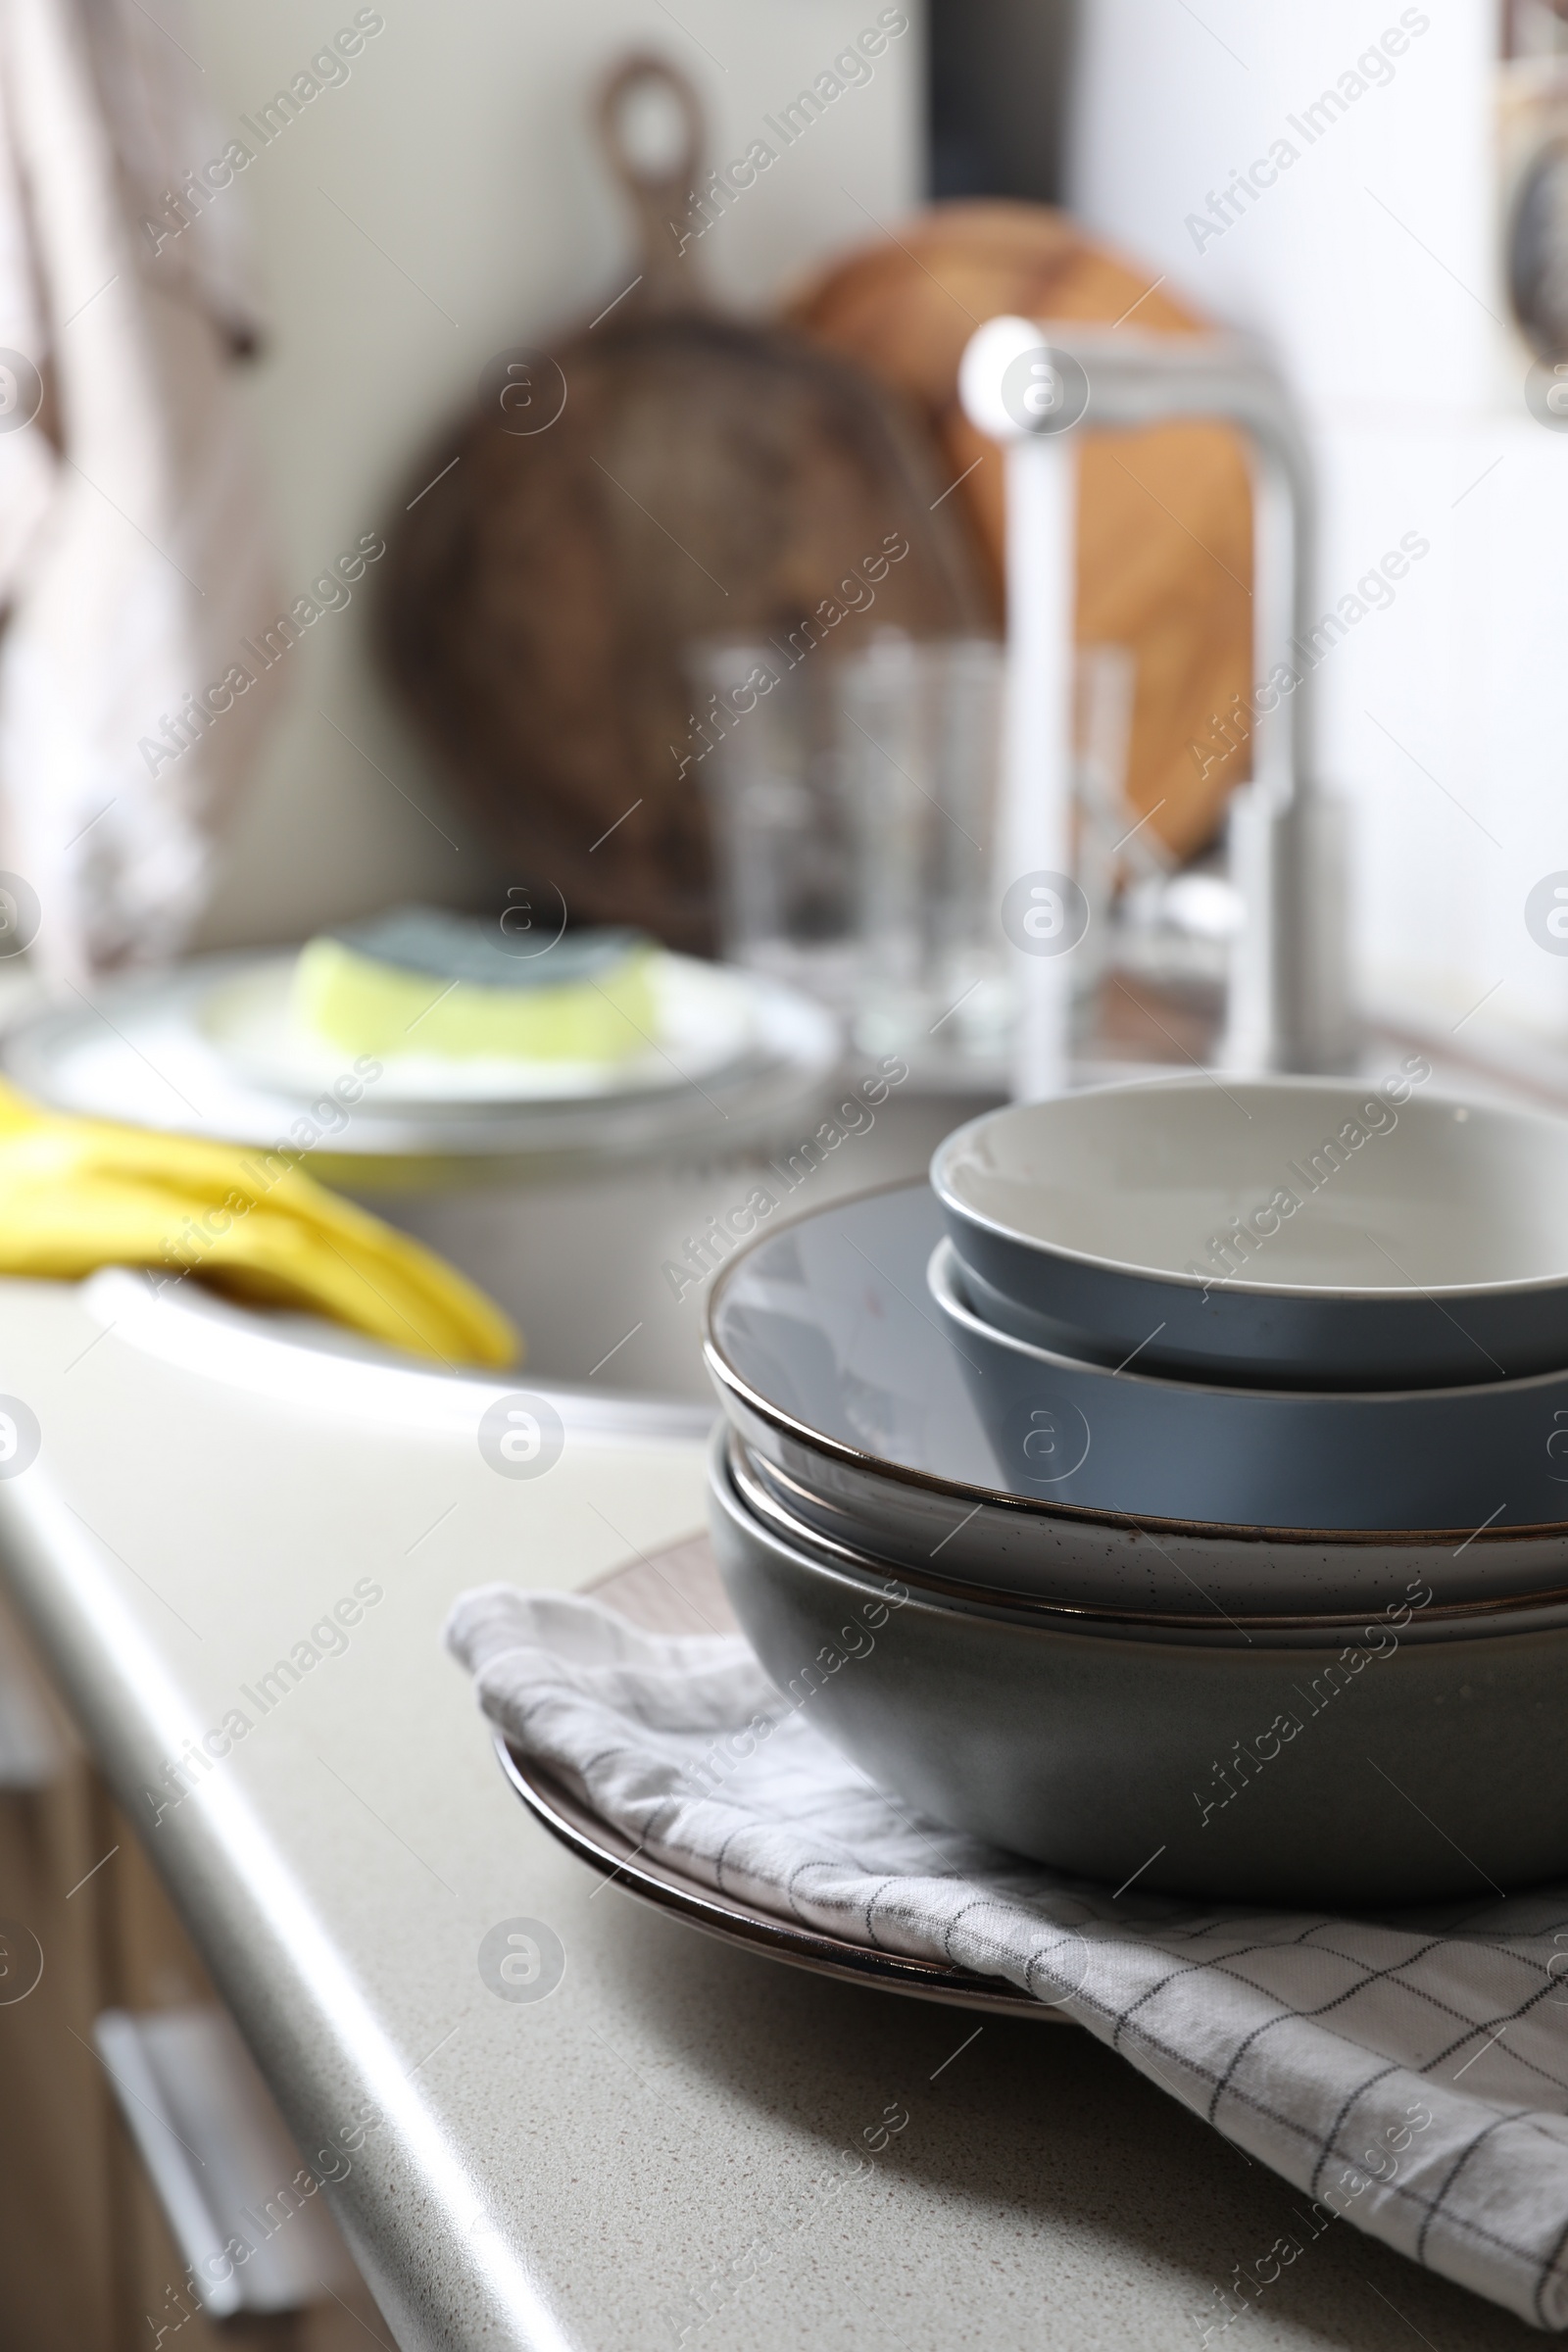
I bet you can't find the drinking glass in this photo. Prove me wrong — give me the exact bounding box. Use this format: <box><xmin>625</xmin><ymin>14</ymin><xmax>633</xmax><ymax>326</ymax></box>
<box><xmin>693</xmin><ymin>633</ymin><xmax>1010</xmax><ymax>1071</ymax></box>
<box><xmin>837</xmin><ymin>634</ymin><xmax>1010</xmax><ymax>1066</ymax></box>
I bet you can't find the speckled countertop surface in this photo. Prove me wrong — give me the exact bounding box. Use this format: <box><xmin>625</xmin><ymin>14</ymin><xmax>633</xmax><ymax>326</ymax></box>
<box><xmin>0</xmin><ymin>1275</ymin><xmax>1539</xmax><ymax>2350</ymax></box>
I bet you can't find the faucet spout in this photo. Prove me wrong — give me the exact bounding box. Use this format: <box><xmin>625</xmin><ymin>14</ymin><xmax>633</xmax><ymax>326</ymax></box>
<box><xmin>959</xmin><ymin>315</ymin><xmax>1355</xmax><ymax>1082</ymax></box>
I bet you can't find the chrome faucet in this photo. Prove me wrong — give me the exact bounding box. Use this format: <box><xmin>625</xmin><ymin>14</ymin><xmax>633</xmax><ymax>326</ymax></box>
<box><xmin>959</xmin><ymin>317</ymin><xmax>1354</xmax><ymax>1086</ymax></box>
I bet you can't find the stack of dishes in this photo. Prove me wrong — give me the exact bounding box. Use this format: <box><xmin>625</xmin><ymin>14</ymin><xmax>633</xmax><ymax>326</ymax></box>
<box><xmin>703</xmin><ymin>1078</ymin><xmax>1568</xmax><ymax>1907</ymax></box>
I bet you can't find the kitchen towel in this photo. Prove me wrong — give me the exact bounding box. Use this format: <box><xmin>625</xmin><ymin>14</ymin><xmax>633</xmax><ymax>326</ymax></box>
<box><xmin>448</xmin><ymin>1579</ymin><xmax>1568</xmax><ymax>2334</ymax></box>
<box><xmin>0</xmin><ymin>0</ymin><xmax>282</xmax><ymax>981</ymax></box>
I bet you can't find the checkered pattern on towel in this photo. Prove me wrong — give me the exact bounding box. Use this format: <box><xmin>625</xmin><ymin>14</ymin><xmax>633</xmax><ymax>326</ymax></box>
<box><xmin>447</xmin><ymin>1581</ymin><xmax>1568</xmax><ymax>2330</ymax></box>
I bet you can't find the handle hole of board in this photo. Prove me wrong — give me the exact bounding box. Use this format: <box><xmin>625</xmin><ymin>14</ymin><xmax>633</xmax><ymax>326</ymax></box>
<box><xmin>599</xmin><ymin>54</ymin><xmax>704</xmax><ymax>204</ymax></box>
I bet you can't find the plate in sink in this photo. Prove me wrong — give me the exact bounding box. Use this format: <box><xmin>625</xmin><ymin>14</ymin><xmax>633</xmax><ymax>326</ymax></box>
<box><xmin>0</xmin><ymin>951</ymin><xmax>839</xmax><ymax>1164</ymax></box>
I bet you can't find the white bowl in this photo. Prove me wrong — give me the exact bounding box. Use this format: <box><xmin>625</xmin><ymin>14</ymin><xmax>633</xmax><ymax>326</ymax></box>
<box><xmin>932</xmin><ymin>1072</ymin><xmax>1568</xmax><ymax>1388</ymax></box>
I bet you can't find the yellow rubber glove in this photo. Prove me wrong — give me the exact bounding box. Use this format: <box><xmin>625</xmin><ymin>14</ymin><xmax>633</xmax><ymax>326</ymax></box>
<box><xmin>0</xmin><ymin>1079</ymin><xmax>518</xmax><ymax>1369</ymax></box>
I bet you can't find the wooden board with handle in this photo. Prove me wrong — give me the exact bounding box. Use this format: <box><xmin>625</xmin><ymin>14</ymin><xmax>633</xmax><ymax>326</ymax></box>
<box><xmin>376</xmin><ymin>58</ymin><xmax>990</xmax><ymax>955</ymax></box>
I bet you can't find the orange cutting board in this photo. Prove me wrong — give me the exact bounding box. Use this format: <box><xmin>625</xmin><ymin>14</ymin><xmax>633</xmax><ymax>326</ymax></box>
<box><xmin>781</xmin><ymin>201</ymin><xmax>1255</xmax><ymax>861</ymax></box>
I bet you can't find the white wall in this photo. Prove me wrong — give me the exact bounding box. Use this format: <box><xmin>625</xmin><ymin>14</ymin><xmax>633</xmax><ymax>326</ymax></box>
<box><xmin>183</xmin><ymin>0</ymin><xmax>924</xmax><ymax>951</ymax></box>
<box><xmin>1069</xmin><ymin>0</ymin><xmax>1568</xmax><ymax>1054</ymax></box>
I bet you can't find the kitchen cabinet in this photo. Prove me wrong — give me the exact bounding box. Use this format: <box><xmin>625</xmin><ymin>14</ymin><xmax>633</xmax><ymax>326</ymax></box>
<box><xmin>0</xmin><ymin>1606</ymin><xmax>389</xmax><ymax>2352</ymax></box>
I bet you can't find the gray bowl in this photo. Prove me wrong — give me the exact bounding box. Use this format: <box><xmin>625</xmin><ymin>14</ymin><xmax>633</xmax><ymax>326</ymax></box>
<box><xmin>704</xmin><ymin>1180</ymin><xmax>1568</xmax><ymax>1607</ymax></box>
<box><xmin>931</xmin><ymin>1074</ymin><xmax>1568</xmax><ymax>1389</ymax></box>
<box><xmin>930</xmin><ymin>1236</ymin><xmax>1568</xmax><ymax>1534</ymax></box>
<box><xmin>709</xmin><ymin>1429</ymin><xmax>1568</xmax><ymax>1905</ymax></box>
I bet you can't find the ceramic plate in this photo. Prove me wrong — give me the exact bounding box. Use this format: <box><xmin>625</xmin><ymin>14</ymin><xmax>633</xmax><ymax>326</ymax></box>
<box><xmin>496</xmin><ymin>1740</ymin><xmax>1065</xmax><ymax>2018</ymax></box>
<box><xmin>1</xmin><ymin>953</ymin><xmax>839</xmax><ymax>1162</ymax></box>
<box><xmin>494</xmin><ymin>1537</ymin><xmax>1067</xmax><ymax>2017</ymax></box>
<box><xmin>725</xmin><ymin>1424</ymin><xmax>1568</xmax><ymax>1642</ymax></box>
<box><xmin>198</xmin><ymin>951</ymin><xmax>762</xmax><ymax>1106</ymax></box>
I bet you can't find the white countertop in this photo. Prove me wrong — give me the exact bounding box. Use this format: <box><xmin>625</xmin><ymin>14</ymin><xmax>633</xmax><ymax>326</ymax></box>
<box><xmin>0</xmin><ymin>1275</ymin><xmax>1538</xmax><ymax>2350</ymax></box>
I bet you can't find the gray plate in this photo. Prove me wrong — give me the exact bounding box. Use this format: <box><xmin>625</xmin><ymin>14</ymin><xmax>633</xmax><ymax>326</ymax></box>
<box><xmin>725</xmin><ymin>1427</ymin><xmax>1568</xmax><ymax>1643</ymax></box>
<box><xmin>491</xmin><ymin>1537</ymin><xmax>1067</xmax><ymax>2017</ymax></box>
<box><xmin>493</xmin><ymin>1740</ymin><xmax>1064</xmax><ymax>2020</ymax></box>
<box><xmin>703</xmin><ymin>1181</ymin><xmax>1568</xmax><ymax>1609</ymax></box>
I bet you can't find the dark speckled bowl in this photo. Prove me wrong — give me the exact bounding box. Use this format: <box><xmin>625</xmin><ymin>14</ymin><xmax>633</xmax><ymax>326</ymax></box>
<box><xmin>709</xmin><ymin>1426</ymin><xmax>1568</xmax><ymax>1906</ymax></box>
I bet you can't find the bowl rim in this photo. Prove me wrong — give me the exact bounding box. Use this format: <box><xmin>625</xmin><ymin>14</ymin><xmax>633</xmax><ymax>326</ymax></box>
<box><xmin>718</xmin><ymin>1427</ymin><xmax>1568</xmax><ymax>1641</ymax></box>
<box><xmin>702</xmin><ymin>1179</ymin><xmax>1568</xmax><ymax>1551</ymax></box>
<box><xmin>930</xmin><ymin>1072</ymin><xmax>1568</xmax><ymax>1305</ymax></box>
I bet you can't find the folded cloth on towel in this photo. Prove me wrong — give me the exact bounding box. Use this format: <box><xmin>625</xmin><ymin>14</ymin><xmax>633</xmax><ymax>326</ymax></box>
<box><xmin>448</xmin><ymin>1580</ymin><xmax>1568</xmax><ymax>2333</ymax></box>
<box><xmin>0</xmin><ymin>1076</ymin><xmax>517</xmax><ymax>1366</ymax></box>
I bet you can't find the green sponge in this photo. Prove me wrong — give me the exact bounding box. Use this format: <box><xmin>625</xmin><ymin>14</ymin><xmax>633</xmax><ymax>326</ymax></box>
<box><xmin>290</xmin><ymin>908</ymin><xmax>657</xmax><ymax>1062</ymax></box>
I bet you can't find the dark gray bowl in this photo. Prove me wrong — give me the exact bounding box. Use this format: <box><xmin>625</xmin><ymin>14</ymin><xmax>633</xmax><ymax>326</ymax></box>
<box><xmin>708</xmin><ymin>1430</ymin><xmax>1568</xmax><ymax>1905</ymax></box>
<box><xmin>931</xmin><ymin>1075</ymin><xmax>1568</xmax><ymax>1389</ymax></box>
<box><xmin>930</xmin><ymin>1237</ymin><xmax>1568</xmax><ymax>1534</ymax></box>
